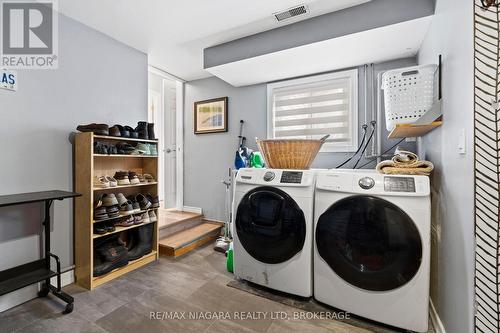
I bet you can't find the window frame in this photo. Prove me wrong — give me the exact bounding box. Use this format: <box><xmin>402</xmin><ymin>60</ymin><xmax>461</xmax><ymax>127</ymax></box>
<box><xmin>267</xmin><ymin>69</ymin><xmax>358</xmax><ymax>153</ymax></box>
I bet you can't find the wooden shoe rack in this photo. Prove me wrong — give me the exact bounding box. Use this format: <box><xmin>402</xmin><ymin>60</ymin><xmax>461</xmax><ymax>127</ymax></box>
<box><xmin>74</xmin><ymin>132</ymin><xmax>159</xmax><ymax>290</ymax></box>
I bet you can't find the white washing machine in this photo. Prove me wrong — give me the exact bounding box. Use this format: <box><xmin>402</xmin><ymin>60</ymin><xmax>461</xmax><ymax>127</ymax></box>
<box><xmin>232</xmin><ymin>168</ymin><xmax>315</xmax><ymax>297</ymax></box>
<box><xmin>313</xmin><ymin>170</ymin><xmax>431</xmax><ymax>332</ymax></box>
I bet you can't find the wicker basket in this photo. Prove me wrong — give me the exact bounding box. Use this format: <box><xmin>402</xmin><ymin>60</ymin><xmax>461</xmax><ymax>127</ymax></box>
<box><xmin>256</xmin><ymin>137</ymin><xmax>328</xmax><ymax>170</ymax></box>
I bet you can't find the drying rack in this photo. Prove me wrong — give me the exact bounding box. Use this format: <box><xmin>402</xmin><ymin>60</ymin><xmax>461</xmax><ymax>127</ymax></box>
<box><xmin>0</xmin><ymin>190</ymin><xmax>81</xmax><ymax>314</ymax></box>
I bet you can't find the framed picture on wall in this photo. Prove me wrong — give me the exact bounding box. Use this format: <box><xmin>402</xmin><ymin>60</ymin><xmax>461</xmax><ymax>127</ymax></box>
<box><xmin>194</xmin><ymin>97</ymin><xmax>228</xmax><ymax>134</ymax></box>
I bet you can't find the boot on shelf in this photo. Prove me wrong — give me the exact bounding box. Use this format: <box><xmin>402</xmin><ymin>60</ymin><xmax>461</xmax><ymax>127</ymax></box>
<box><xmin>136</xmin><ymin>121</ymin><xmax>149</xmax><ymax>140</ymax></box>
<box><xmin>147</xmin><ymin>123</ymin><xmax>156</xmax><ymax>140</ymax></box>
<box><xmin>127</xmin><ymin>223</ymin><xmax>154</xmax><ymax>261</ymax></box>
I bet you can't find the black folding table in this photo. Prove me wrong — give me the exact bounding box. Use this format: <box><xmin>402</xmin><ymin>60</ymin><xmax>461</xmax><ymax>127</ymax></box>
<box><xmin>0</xmin><ymin>190</ymin><xmax>81</xmax><ymax>314</ymax></box>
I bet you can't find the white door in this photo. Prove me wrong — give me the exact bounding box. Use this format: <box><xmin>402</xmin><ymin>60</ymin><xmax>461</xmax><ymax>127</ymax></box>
<box><xmin>162</xmin><ymin>79</ymin><xmax>177</xmax><ymax>209</ymax></box>
<box><xmin>148</xmin><ymin>69</ymin><xmax>181</xmax><ymax>209</ymax></box>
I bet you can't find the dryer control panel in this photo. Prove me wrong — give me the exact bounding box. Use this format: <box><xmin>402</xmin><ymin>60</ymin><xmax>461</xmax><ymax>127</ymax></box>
<box><xmin>315</xmin><ymin>170</ymin><xmax>430</xmax><ymax>196</ymax></box>
<box><xmin>384</xmin><ymin>176</ymin><xmax>416</xmax><ymax>192</ymax></box>
<box><xmin>280</xmin><ymin>171</ymin><xmax>303</xmax><ymax>184</ymax></box>
<box><xmin>236</xmin><ymin>168</ymin><xmax>314</xmax><ymax>187</ymax></box>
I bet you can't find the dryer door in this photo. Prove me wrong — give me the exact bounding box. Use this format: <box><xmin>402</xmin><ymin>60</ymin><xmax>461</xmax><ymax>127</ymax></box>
<box><xmin>236</xmin><ymin>186</ymin><xmax>306</xmax><ymax>264</ymax></box>
<box><xmin>316</xmin><ymin>195</ymin><xmax>422</xmax><ymax>291</ymax></box>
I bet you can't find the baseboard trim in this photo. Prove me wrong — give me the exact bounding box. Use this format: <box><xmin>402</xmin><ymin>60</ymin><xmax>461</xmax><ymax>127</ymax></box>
<box><xmin>50</xmin><ymin>269</ymin><xmax>74</xmax><ymax>287</ymax></box>
<box><xmin>430</xmin><ymin>299</ymin><xmax>446</xmax><ymax>333</ymax></box>
<box><xmin>183</xmin><ymin>206</ymin><xmax>203</xmax><ymax>214</ymax></box>
<box><xmin>0</xmin><ymin>269</ymin><xmax>74</xmax><ymax>313</ymax></box>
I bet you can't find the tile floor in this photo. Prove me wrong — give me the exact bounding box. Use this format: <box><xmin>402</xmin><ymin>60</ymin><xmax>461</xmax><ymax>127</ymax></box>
<box><xmin>0</xmin><ymin>245</ymin><xmax>431</xmax><ymax>333</ymax></box>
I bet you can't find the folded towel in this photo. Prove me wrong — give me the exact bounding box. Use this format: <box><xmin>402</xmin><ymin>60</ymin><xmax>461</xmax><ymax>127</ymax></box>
<box><xmin>376</xmin><ymin>150</ymin><xmax>434</xmax><ymax>175</ymax></box>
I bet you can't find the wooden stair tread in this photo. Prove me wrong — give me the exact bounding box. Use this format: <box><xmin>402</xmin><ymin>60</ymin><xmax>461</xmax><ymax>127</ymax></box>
<box><xmin>158</xmin><ymin>209</ymin><xmax>202</xmax><ymax>229</ymax></box>
<box><xmin>159</xmin><ymin>222</ymin><xmax>221</xmax><ymax>250</ymax></box>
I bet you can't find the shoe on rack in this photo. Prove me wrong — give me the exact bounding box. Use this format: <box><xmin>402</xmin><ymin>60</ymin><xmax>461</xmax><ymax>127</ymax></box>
<box><xmin>102</xmin><ymin>193</ymin><xmax>119</xmax><ymax>207</ymax></box>
<box><xmin>128</xmin><ymin>171</ymin><xmax>140</xmax><ymax>185</ymax></box>
<box><xmin>114</xmin><ymin>171</ymin><xmax>131</xmax><ymax>186</ymax></box>
<box><xmin>94</xmin><ymin>176</ymin><xmax>110</xmax><ymax>188</ymax></box>
<box><xmin>106</xmin><ymin>206</ymin><xmax>120</xmax><ymax>218</ymax></box>
<box><xmin>93</xmin><ymin>224</ymin><xmax>107</xmax><ymax>235</ymax></box>
<box><xmin>116</xmin><ymin>142</ymin><xmax>135</xmax><ymax>155</ymax></box>
<box><xmin>93</xmin><ymin>235</ymin><xmax>129</xmax><ymax>276</ymax></box>
<box><xmin>115</xmin><ymin>216</ymin><xmax>135</xmax><ymax>227</ymax></box>
<box><xmin>94</xmin><ymin>142</ymin><xmax>109</xmax><ymax>155</ymax></box>
<box><xmin>135</xmin><ymin>143</ymin><xmax>150</xmax><ymax>155</ymax></box>
<box><xmin>144</xmin><ymin>174</ymin><xmax>156</xmax><ymax>183</ymax></box>
<box><xmin>146</xmin><ymin>194</ymin><xmax>160</xmax><ymax>208</ymax></box>
<box><xmin>135</xmin><ymin>194</ymin><xmax>152</xmax><ymax>210</ymax></box>
<box><xmin>108</xmin><ymin>145</ymin><xmax>118</xmax><ymax>155</ymax></box>
<box><xmin>105</xmin><ymin>223</ymin><xmax>116</xmax><ymax>232</ymax></box>
<box><xmin>124</xmin><ymin>126</ymin><xmax>139</xmax><ymax>139</ymax></box>
<box><xmin>77</xmin><ymin>123</ymin><xmax>109</xmax><ymax>136</ymax></box>
<box><xmin>147</xmin><ymin>123</ymin><xmax>156</xmax><ymax>140</ymax></box>
<box><xmin>111</xmin><ymin>125</ymin><xmax>127</xmax><ymax>138</ymax></box>
<box><xmin>148</xmin><ymin>210</ymin><xmax>157</xmax><ymax>222</ymax></box>
<box><xmin>137</xmin><ymin>174</ymin><xmax>146</xmax><ymax>183</ymax></box>
<box><xmin>133</xmin><ymin>215</ymin><xmax>143</xmax><ymax>225</ymax></box>
<box><xmin>136</xmin><ymin>122</ymin><xmax>149</xmax><ymax>140</ymax></box>
<box><xmin>127</xmin><ymin>224</ymin><xmax>154</xmax><ymax>261</ymax></box>
<box><xmin>94</xmin><ymin>206</ymin><xmax>108</xmax><ymax>221</ymax></box>
<box><xmin>149</xmin><ymin>144</ymin><xmax>158</xmax><ymax>156</ymax></box>
<box><xmin>119</xmin><ymin>200</ymin><xmax>135</xmax><ymax>216</ymax></box>
<box><xmin>127</xmin><ymin>195</ymin><xmax>141</xmax><ymax>213</ymax></box>
<box><xmin>94</xmin><ymin>194</ymin><xmax>104</xmax><ymax>209</ymax></box>
<box><xmin>109</xmin><ymin>125</ymin><xmax>122</xmax><ymax>137</ymax></box>
<box><xmin>106</xmin><ymin>176</ymin><xmax>118</xmax><ymax>187</ymax></box>
<box><xmin>115</xmin><ymin>193</ymin><xmax>127</xmax><ymax>206</ymax></box>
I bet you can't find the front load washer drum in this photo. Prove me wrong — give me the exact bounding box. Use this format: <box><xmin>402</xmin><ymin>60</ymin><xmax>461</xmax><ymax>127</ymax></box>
<box><xmin>235</xmin><ymin>186</ymin><xmax>306</xmax><ymax>264</ymax></box>
<box><xmin>316</xmin><ymin>195</ymin><xmax>422</xmax><ymax>291</ymax></box>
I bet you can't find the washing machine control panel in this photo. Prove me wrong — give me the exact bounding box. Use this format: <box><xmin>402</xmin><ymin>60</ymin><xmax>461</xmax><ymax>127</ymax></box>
<box><xmin>263</xmin><ymin>171</ymin><xmax>275</xmax><ymax>182</ymax></box>
<box><xmin>358</xmin><ymin>177</ymin><xmax>375</xmax><ymax>189</ymax></box>
<box><xmin>384</xmin><ymin>176</ymin><xmax>416</xmax><ymax>192</ymax></box>
<box><xmin>280</xmin><ymin>171</ymin><xmax>303</xmax><ymax>184</ymax></box>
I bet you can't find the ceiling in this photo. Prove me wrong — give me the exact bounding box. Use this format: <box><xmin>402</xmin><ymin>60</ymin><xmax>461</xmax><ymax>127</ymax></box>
<box><xmin>58</xmin><ymin>0</ymin><xmax>370</xmax><ymax>81</ymax></box>
<box><xmin>206</xmin><ymin>16</ymin><xmax>432</xmax><ymax>87</ymax></box>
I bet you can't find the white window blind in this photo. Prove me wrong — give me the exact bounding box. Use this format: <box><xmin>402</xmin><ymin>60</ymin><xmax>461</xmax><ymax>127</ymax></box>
<box><xmin>267</xmin><ymin>70</ymin><xmax>358</xmax><ymax>152</ymax></box>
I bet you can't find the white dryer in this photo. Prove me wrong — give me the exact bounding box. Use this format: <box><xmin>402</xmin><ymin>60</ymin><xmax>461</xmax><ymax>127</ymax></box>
<box><xmin>232</xmin><ymin>168</ymin><xmax>315</xmax><ymax>297</ymax></box>
<box><xmin>313</xmin><ymin>170</ymin><xmax>431</xmax><ymax>332</ymax></box>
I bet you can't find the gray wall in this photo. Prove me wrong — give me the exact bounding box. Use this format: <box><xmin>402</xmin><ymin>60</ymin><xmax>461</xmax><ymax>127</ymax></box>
<box><xmin>184</xmin><ymin>58</ymin><xmax>417</xmax><ymax>221</ymax></box>
<box><xmin>0</xmin><ymin>14</ymin><xmax>147</xmax><ymax>310</ymax></box>
<box><xmin>418</xmin><ymin>0</ymin><xmax>474</xmax><ymax>332</ymax></box>
<box><xmin>204</xmin><ymin>0</ymin><xmax>435</xmax><ymax>68</ymax></box>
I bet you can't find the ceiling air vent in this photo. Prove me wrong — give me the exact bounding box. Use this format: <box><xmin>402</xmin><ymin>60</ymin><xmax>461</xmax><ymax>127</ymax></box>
<box><xmin>274</xmin><ymin>5</ymin><xmax>308</xmax><ymax>22</ymax></box>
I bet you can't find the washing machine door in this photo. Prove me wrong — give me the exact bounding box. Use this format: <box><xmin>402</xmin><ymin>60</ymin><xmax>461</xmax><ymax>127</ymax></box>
<box><xmin>236</xmin><ymin>186</ymin><xmax>306</xmax><ymax>264</ymax></box>
<box><xmin>316</xmin><ymin>195</ymin><xmax>422</xmax><ymax>291</ymax></box>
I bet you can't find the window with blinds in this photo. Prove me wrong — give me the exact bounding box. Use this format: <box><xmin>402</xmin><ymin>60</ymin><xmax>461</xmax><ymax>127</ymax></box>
<box><xmin>267</xmin><ymin>69</ymin><xmax>358</xmax><ymax>152</ymax></box>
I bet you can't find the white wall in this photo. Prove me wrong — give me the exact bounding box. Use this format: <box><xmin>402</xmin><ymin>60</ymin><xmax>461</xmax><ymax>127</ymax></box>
<box><xmin>418</xmin><ymin>0</ymin><xmax>474</xmax><ymax>332</ymax></box>
<box><xmin>0</xmin><ymin>13</ymin><xmax>147</xmax><ymax>310</ymax></box>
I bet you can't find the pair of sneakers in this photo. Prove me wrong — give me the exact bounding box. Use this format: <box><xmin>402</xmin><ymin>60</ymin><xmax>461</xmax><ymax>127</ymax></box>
<box><xmin>133</xmin><ymin>143</ymin><xmax>158</xmax><ymax>156</ymax></box>
<box><xmin>115</xmin><ymin>209</ymin><xmax>157</xmax><ymax>226</ymax></box>
<box><xmin>94</xmin><ymin>176</ymin><xmax>118</xmax><ymax>188</ymax></box>
<box><xmin>138</xmin><ymin>211</ymin><xmax>157</xmax><ymax>224</ymax></box>
<box><xmin>114</xmin><ymin>171</ymin><xmax>141</xmax><ymax>185</ymax></box>
<box><xmin>93</xmin><ymin>223</ymin><xmax>116</xmax><ymax>235</ymax></box>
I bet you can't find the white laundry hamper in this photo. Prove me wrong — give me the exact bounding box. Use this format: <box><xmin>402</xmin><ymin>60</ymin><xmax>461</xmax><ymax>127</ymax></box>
<box><xmin>382</xmin><ymin>64</ymin><xmax>438</xmax><ymax>131</ymax></box>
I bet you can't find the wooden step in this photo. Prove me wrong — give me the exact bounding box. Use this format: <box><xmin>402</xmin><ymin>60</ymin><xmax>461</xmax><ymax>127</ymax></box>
<box><xmin>158</xmin><ymin>208</ymin><xmax>204</xmax><ymax>239</ymax></box>
<box><xmin>158</xmin><ymin>221</ymin><xmax>222</xmax><ymax>257</ymax></box>
<box><xmin>158</xmin><ymin>208</ymin><xmax>202</xmax><ymax>228</ymax></box>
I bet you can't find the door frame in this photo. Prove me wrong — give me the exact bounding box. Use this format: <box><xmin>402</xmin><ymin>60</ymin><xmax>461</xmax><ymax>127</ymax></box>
<box><xmin>148</xmin><ymin>65</ymin><xmax>185</xmax><ymax>210</ymax></box>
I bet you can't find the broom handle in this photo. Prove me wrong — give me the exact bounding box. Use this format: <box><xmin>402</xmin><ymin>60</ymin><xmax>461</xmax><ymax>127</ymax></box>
<box><xmin>238</xmin><ymin>120</ymin><xmax>244</xmax><ymax>148</ymax></box>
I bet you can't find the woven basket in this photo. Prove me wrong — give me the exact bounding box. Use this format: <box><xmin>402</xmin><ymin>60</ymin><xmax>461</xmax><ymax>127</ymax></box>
<box><xmin>256</xmin><ymin>137</ymin><xmax>327</xmax><ymax>170</ymax></box>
